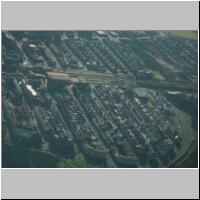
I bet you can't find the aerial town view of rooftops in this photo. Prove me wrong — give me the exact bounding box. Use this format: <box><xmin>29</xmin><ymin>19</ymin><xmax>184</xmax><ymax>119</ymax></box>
<box><xmin>2</xmin><ymin>31</ymin><xmax>198</xmax><ymax>168</ymax></box>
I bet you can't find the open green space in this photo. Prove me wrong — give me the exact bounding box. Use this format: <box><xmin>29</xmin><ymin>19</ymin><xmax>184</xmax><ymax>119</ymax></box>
<box><xmin>60</xmin><ymin>160</ymin><xmax>98</xmax><ymax>168</ymax></box>
<box><xmin>169</xmin><ymin>31</ymin><xmax>198</xmax><ymax>40</ymax></box>
<box><xmin>2</xmin><ymin>144</ymin><xmax>61</xmax><ymax>168</ymax></box>
<box><xmin>2</xmin><ymin>144</ymin><xmax>99</xmax><ymax>168</ymax></box>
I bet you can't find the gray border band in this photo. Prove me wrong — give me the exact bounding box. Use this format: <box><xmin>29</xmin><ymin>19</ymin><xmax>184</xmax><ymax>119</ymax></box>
<box><xmin>1</xmin><ymin>1</ymin><xmax>199</xmax><ymax>30</ymax></box>
<box><xmin>1</xmin><ymin>169</ymin><xmax>199</xmax><ymax>199</ymax></box>
<box><xmin>1</xmin><ymin>1</ymin><xmax>199</xmax><ymax>199</ymax></box>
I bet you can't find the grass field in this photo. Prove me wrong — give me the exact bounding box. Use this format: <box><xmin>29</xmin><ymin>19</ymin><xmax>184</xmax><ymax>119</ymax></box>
<box><xmin>2</xmin><ymin>144</ymin><xmax>99</xmax><ymax>168</ymax></box>
<box><xmin>153</xmin><ymin>71</ymin><xmax>165</xmax><ymax>81</ymax></box>
<box><xmin>169</xmin><ymin>31</ymin><xmax>198</xmax><ymax>40</ymax></box>
<box><xmin>169</xmin><ymin>108</ymin><xmax>198</xmax><ymax>168</ymax></box>
<box><xmin>60</xmin><ymin>160</ymin><xmax>98</xmax><ymax>168</ymax></box>
<box><xmin>2</xmin><ymin>144</ymin><xmax>61</xmax><ymax>168</ymax></box>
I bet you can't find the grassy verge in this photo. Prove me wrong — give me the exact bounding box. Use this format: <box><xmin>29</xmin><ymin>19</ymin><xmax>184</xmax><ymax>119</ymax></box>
<box><xmin>169</xmin><ymin>31</ymin><xmax>198</xmax><ymax>40</ymax></box>
<box><xmin>61</xmin><ymin>160</ymin><xmax>99</xmax><ymax>168</ymax></box>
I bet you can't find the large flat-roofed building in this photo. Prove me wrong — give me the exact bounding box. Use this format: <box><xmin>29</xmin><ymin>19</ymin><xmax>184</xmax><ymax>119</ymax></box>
<box><xmin>46</xmin><ymin>71</ymin><xmax>79</xmax><ymax>90</ymax></box>
<box><xmin>47</xmin><ymin>71</ymin><xmax>79</xmax><ymax>83</ymax></box>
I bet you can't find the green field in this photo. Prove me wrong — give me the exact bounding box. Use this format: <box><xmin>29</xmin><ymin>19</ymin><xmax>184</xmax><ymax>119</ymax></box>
<box><xmin>2</xmin><ymin>144</ymin><xmax>99</xmax><ymax>168</ymax></box>
<box><xmin>169</xmin><ymin>31</ymin><xmax>198</xmax><ymax>40</ymax></box>
<box><xmin>2</xmin><ymin>144</ymin><xmax>61</xmax><ymax>168</ymax></box>
<box><xmin>60</xmin><ymin>160</ymin><xmax>98</xmax><ymax>168</ymax></box>
<box><xmin>169</xmin><ymin>108</ymin><xmax>198</xmax><ymax>168</ymax></box>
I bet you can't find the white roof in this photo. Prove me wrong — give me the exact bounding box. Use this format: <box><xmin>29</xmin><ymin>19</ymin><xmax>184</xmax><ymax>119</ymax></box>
<box><xmin>97</xmin><ymin>31</ymin><xmax>106</xmax><ymax>35</ymax></box>
<box><xmin>26</xmin><ymin>84</ymin><xmax>37</xmax><ymax>96</ymax></box>
<box><xmin>29</xmin><ymin>44</ymin><xmax>37</xmax><ymax>48</ymax></box>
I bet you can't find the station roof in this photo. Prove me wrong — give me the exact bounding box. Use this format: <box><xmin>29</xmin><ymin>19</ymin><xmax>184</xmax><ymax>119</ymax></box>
<box><xmin>47</xmin><ymin>71</ymin><xmax>79</xmax><ymax>83</ymax></box>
